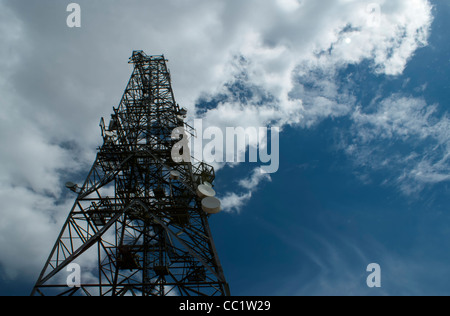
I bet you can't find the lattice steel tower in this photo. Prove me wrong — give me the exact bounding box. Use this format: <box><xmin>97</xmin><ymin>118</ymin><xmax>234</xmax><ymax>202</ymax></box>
<box><xmin>31</xmin><ymin>51</ymin><xmax>230</xmax><ymax>296</ymax></box>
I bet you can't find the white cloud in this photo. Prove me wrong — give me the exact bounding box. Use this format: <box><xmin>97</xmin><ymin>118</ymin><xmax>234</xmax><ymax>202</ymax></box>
<box><xmin>0</xmin><ymin>184</ymin><xmax>71</xmax><ymax>280</ymax></box>
<box><xmin>193</xmin><ymin>0</ymin><xmax>433</xmax><ymax>133</ymax></box>
<box><xmin>220</xmin><ymin>192</ymin><xmax>253</xmax><ymax>214</ymax></box>
<box><xmin>239</xmin><ymin>168</ymin><xmax>272</xmax><ymax>190</ymax></box>
<box><xmin>352</xmin><ymin>95</ymin><xmax>436</xmax><ymax>141</ymax></box>
<box><xmin>276</xmin><ymin>0</ymin><xmax>301</xmax><ymax>12</ymax></box>
<box><xmin>347</xmin><ymin>94</ymin><xmax>450</xmax><ymax>193</ymax></box>
<box><xmin>220</xmin><ymin>168</ymin><xmax>271</xmax><ymax>213</ymax></box>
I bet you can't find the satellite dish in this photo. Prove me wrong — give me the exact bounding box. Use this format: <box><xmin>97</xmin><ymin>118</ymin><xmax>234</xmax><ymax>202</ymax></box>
<box><xmin>104</xmin><ymin>131</ymin><xmax>115</xmax><ymax>138</ymax></box>
<box><xmin>65</xmin><ymin>182</ymin><xmax>79</xmax><ymax>193</ymax></box>
<box><xmin>179</xmin><ymin>108</ymin><xmax>188</xmax><ymax>116</ymax></box>
<box><xmin>104</xmin><ymin>130</ymin><xmax>118</xmax><ymax>144</ymax></box>
<box><xmin>203</xmin><ymin>181</ymin><xmax>213</xmax><ymax>188</ymax></box>
<box><xmin>170</xmin><ymin>170</ymin><xmax>181</xmax><ymax>180</ymax></box>
<box><xmin>65</xmin><ymin>182</ymin><xmax>76</xmax><ymax>189</ymax></box>
<box><xmin>196</xmin><ymin>184</ymin><xmax>216</xmax><ymax>198</ymax></box>
<box><xmin>202</xmin><ymin>197</ymin><xmax>221</xmax><ymax>214</ymax></box>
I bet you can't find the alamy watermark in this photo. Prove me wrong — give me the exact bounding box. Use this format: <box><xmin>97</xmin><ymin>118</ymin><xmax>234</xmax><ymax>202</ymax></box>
<box><xmin>366</xmin><ymin>263</ymin><xmax>381</xmax><ymax>288</ymax></box>
<box><xmin>66</xmin><ymin>263</ymin><xmax>81</xmax><ymax>288</ymax></box>
<box><xmin>172</xmin><ymin>120</ymin><xmax>280</xmax><ymax>174</ymax></box>
<box><xmin>66</xmin><ymin>3</ymin><xmax>81</xmax><ymax>28</ymax></box>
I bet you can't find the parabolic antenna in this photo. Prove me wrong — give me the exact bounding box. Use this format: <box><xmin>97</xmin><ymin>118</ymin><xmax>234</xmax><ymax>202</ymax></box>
<box><xmin>197</xmin><ymin>184</ymin><xmax>216</xmax><ymax>198</ymax></box>
<box><xmin>65</xmin><ymin>182</ymin><xmax>77</xmax><ymax>189</ymax></box>
<box><xmin>203</xmin><ymin>181</ymin><xmax>213</xmax><ymax>188</ymax></box>
<box><xmin>65</xmin><ymin>182</ymin><xmax>79</xmax><ymax>193</ymax></box>
<box><xmin>170</xmin><ymin>170</ymin><xmax>181</xmax><ymax>180</ymax></box>
<box><xmin>104</xmin><ymin>131</ymin><xmax>114</xmax><ymax>137</ymax></box>
<box><xmin>202</xmin><ymin>197</ymin><xmax>221</xmax><ymax>214</ymax></box>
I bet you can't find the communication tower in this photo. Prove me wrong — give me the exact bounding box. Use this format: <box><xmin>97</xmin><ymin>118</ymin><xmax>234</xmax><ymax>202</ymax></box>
<box><xmin>31</xmin><ymin>51</ymin><xmax>229</xmax><ymax>296</ymax></box>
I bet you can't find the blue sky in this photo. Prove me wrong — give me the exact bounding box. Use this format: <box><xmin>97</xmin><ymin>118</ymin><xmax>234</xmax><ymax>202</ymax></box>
<box><xmin>210</xmin><ymin>1</ymin><xmax>450</xmax><ymax>296</ymax></box>
<box><xmin>0</xmin><ymin>0</ymin><xmax>449</xmax><ymax>296</ymax></box>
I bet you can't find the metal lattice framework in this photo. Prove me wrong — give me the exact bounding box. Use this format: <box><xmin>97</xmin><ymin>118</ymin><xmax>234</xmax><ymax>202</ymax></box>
<box><xmin>31</xmin><ymin>51</ymin><xmax>230</xmax><ymax>296</ymax></box>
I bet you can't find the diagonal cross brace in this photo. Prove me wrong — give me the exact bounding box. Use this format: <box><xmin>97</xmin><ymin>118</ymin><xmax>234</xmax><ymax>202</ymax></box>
<box><xmin>33</xmin><ymin>201</ymin><xmax>141</xmax><ymax>289</ymax></box>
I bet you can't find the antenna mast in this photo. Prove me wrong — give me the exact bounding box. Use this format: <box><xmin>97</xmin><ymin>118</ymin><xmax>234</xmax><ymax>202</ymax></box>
<box><xmin>31</xmin><ymin>51</ymin><xmax>230</xmax><ymax>296</ymax></box>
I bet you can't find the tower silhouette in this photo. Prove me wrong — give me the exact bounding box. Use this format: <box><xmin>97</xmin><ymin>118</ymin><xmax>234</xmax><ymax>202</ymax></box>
<box><xmin>31</xmin><ymin>51</ymin><xmax>230</xmax><ymax>296</ymax></box>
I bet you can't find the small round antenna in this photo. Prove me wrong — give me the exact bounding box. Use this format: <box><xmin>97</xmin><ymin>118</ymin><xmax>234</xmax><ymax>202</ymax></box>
<box><xmin>104</xmin><ymin>131</ymin><xmax>115</xmax><ymax>138</ymax></box>
<box><xmin>203</xmin><ymin>181</ymin><xmax>213</xmax><ymax>188</ymax></box>
<box><xmin>170</xmin><ymin>170</ymin><xmax>181</xmax><ymax>180</ymax></box>
<box><xmin>202</xmin><ymin>197</ymin><xmax>221</xmax><ymax>214</ymax></box>
<box><xmin>65</xmin><ymin>182</ymin><xmax>79</xmax><ymax>193</ymax></box>
<box><xmin>196</xmin><ymin>184</ymin><xmax>216</xmax><ymax>198</ymax></box>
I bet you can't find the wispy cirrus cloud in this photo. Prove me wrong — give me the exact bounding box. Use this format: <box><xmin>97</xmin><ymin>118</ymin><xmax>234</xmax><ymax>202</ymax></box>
<box><xmin>345</xmin><ymin>94</ymin><xmax>450</xmax><ymax>194</ymax></box>
<box><xmin>256</xmin><ymin>216</ymin><xmax>450</xmax><ymax>296</ymax></box>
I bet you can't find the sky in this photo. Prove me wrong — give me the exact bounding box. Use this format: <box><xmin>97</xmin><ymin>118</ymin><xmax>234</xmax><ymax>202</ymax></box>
<box><xmin>0</xmin><ymin>0</ymin><xmax>449</xmax><ymax>296</ymax></box>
